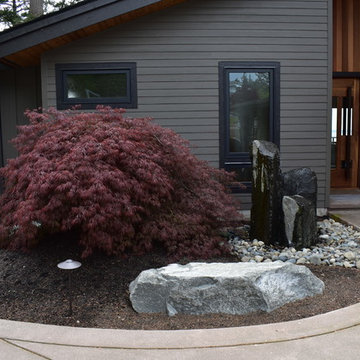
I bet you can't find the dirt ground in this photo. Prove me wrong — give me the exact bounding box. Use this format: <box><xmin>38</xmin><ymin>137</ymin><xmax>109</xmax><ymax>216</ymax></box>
<box><xmin>0</xmin><ymin>232</ymin><xmax>359</xmax><ymax>330</ymax></box>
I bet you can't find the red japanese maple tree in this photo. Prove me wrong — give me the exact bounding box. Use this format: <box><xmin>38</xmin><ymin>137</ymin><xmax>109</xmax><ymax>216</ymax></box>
<box><xmin>0</xmin><ymin>107</ymin><xmax>241</xmax><ymax>259</ymax></box>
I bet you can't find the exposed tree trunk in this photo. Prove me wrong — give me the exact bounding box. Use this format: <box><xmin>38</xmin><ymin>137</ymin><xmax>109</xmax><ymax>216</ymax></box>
<box><xmin>29</xmin><ymin>0</ymin><xmax>43</xmax><ymax>16</ymax></box>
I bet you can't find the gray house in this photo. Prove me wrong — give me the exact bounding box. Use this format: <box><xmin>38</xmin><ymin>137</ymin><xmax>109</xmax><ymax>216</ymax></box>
<box><xmin>0</xmin><ymin>0</ymin><xmax>335</xmax><ymax>212</ymax></box>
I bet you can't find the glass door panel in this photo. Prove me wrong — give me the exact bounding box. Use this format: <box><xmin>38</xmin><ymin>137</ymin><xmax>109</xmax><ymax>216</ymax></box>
<box><xmin>331</xmin><ymin>97</ymin><xmax>338</xmax><ymax>169</ymax></box>
<box><xmin>331</xmin><ymin>78</ymin><xmax>359</xmax><ymax>188</ymax></box>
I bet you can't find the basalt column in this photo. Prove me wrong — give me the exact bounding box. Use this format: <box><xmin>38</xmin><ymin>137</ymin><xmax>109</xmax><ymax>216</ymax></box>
<box><xmin>250</xmin><ymin>140</ymin><xmax>285</xmax><ymax>246</ymax></box>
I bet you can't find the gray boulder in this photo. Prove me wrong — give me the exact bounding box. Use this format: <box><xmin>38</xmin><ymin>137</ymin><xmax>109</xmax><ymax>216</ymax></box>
<box><xmin>283</xmin><ymin>195</ymin><xmax>317</xmax><ymax>249</ymax></box>
<box><xmin>129</xmin><ymin>262</ymin><xmax>324</xmax><ymax>316</ymax></box>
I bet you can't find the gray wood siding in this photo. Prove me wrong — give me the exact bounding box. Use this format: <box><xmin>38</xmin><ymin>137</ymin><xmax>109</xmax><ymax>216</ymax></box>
<box><xmin>0</xmin><ymin>70</ymin><xmax>17</xmax><ymax>162</ymax></box>
<box><xmin>0</xmin><ymin>67</ymin><xmax>41</xmax><ymax>162</ymax></box>
<box><xmin>41</xmin><ymin>0</ymin><xmax>331</xmax><ymax>209</ymax></box>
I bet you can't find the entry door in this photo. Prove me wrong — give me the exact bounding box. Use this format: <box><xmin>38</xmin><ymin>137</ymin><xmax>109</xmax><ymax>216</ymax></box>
<box><xmin>331</xmin><ymin>78</ymin><xmax>360</xmax><ymax>188</ymax></box>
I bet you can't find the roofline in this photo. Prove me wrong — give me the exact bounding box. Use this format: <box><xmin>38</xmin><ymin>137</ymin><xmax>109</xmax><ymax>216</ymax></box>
<box><xmin>0</xmin><ymin>0</ymin><xmax>166</xmax><ymax>58</ymax></box>
<box><xmin>0</xmin><ymin>63</ymin><xmax>12</xmax><ymax>70</ymax></box>
<box><xmin>0</xmin><ymin>0</ymin><xmax>102</xmax><ymax>38</ymax></box>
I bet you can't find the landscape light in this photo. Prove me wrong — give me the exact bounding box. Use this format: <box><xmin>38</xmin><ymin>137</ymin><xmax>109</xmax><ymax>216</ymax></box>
<box><xmin>57</xmin><ymin>259</ymin><xmax>82</xmax><ymax>316</ymax></box>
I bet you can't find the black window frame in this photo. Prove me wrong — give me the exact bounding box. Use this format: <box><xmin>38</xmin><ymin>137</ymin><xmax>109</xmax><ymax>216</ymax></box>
<box><xmin>219</xmin><ymin>61</ymin><xmax>280</xmax><ymax>192</ymax></box>
<box><xmin>55</xmin><ymin>62</ymin><xmax>137</xmax><ymax>110</ymax></box>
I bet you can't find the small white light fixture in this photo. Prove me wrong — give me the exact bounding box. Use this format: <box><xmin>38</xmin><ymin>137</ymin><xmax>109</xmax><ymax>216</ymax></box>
<box><xmin>57</xmin><ymin>259</ymin><xmax>82</xmax><ymax>316</ymax></box>
<box><xmin>57</xmin><ymin>259</ymin><xmax>82</xmax><ymax>270</ymax></box>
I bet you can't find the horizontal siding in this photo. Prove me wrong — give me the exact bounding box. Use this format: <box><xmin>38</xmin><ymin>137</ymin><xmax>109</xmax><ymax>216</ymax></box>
<box><xmin>142</xmin><ymin>23</ymin><xmax>328</xmax><ymax>32</ymax></box>
<box><xmin>95</xmin><ymin>37</ymin><xmax>327</xmax><ymax>46</ymax></box>
<box><xmin>62</xmin><ymin>44</ymin><xmax>328</xmax><ymax>53</ymax></box>
<box><xmin>44</xmin><ymin>52</ymin><xmax>327</xmax><ymax>60</ymax></box>
<box><xmin>283</xmin><ymin>145</ymin><xmax>327</xmax><ymax>153</ymax></box>
<box><xmin>0</xmin><ymin>70</ymin><xmax>17</xmax><ymax>162</ymax></box>
<box><xmin>281</xmin><ymin>138</ymin><xmax>327</xmax><ymax>146</ymax></box>
<box><xmin>42</xmin><ymin>0</ymin><xmax>330</xmax><ymax>209</ymax></box>
<box><xmin>1</xmin><ymin>67</ymin><xmax>41</xmax><ymax>163</ymax></box>
<box><xmin>235</xmin><ymin>193</ymin><xmax>252</xmax><ymax>211</ymax></box>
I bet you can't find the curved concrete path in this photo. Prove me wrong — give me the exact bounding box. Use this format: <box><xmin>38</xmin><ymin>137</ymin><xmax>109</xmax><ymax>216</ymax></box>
<box><xmin>1</xmin><ymin>302</ymin><xmax>360</xmax><ymax>359</ymax></box>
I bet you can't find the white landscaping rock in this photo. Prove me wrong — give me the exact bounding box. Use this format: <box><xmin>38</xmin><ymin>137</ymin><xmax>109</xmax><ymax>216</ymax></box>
<box><xmin>129</xmin><ymin>262</ymin><xmax>324</xmax><ymax>316</ymax></box>
<box><xmin>344</xmin><ymin>251</ymin><xmax>356</xmax><ymax>261</ymax></box>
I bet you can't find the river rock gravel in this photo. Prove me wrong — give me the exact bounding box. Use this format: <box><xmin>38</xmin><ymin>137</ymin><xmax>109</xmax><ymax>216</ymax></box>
<box><xmin>228</xmin><ymin>219</ymin><xmax>360</xmax><ymax>268</ymax></box>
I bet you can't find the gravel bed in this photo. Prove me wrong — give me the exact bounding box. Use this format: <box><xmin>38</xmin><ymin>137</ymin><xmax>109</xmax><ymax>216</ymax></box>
<box><xmin>229</xmin><ymin>219</ymin><xmax>360</xmax><ymax>268</ymax></box>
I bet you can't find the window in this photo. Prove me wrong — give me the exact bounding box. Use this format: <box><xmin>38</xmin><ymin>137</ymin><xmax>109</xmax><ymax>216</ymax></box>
<box><xmin>219</xmin><ymin>62</ymin><xmax>280</xmax><ymax>191</ymax></box>
<box><xmin>56</xmin><ymin>63</ymin><xmax>137</xmax><ymax>109</ymax></box>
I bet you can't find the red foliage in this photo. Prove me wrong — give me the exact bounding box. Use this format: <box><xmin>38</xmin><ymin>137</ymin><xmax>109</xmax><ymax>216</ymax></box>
<box><xmin>0</xmin><ymin>107</ymin><xmax>242</xmax><ymax>259</ymax></box>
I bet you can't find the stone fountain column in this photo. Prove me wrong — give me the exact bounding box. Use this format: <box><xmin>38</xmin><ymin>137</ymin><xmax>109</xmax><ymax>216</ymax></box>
<box><xmin>250</xmin><ymin>140</ymin><xmax>285</xmax><ymax>246</ymax></box>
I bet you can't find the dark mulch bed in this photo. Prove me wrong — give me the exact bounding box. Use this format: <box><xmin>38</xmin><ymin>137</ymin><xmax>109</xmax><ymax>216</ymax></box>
<box><xmin>1</xmin><ymin>233</ymin><xmax>360</xmax><ymax>330</ymax></box>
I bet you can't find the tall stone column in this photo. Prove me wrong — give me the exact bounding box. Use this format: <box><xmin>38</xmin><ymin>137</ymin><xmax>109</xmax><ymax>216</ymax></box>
<box><xmin>250</xmin><ymin>140</ymin><xmax>284</xmax><ymax>246</ymax></box>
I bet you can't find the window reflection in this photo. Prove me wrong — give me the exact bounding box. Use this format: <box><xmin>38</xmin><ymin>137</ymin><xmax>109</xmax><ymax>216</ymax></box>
<box><xmin>229</xmin><ymin>72</ymin><xmax>270</xmax><ymax>153</ymax></box>
<box><xmin>66</xmin><ymin>73</ymin><xmax>128</xmax><ymax>99</ymax></box>
<box><xmin>225</xmin><ymin>165</ymin><xmax>253</xmax><ymax>182</ymax></box>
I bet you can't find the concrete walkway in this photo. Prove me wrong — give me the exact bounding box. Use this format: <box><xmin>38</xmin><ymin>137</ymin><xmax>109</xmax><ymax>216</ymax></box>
<box><xmin>2</xmin><ymin>210</ymin><xmax>360</xmax><ymax>359</ymax></box>
<box><xmin>329</xmin><ymin>189</ymin><xmax>360</xmax><ymax>210</ymax></box>
<box><xmin>329</xmin><ymin>209</ymin><xmax>360</xmax><ymax>230</ymax></box>
<box><xmin>1</xmin><ymin>302</ymin><xmax>360</xmax><ymax>359</ymax></box>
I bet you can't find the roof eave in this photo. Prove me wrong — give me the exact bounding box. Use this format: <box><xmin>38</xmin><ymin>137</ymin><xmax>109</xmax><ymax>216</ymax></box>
<box><xmin>0</xmin><ymin>0</ymin><xmax>167</xmax><ymax>59</ymax></box>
